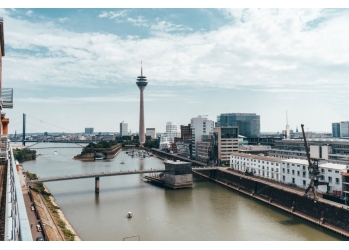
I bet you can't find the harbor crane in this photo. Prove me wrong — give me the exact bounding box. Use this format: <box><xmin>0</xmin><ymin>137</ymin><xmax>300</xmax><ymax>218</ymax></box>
<box><xmin>301</xmin><ymin>124</ymin><xmax>329</xmax><ymax>199</ymax></box>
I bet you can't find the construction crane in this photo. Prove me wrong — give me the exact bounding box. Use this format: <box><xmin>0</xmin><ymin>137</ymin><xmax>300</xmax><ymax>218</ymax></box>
<box><xmin>301</xmin><ymin>124</ymin><xmax>329</xmax><ymax>199</ymax></box>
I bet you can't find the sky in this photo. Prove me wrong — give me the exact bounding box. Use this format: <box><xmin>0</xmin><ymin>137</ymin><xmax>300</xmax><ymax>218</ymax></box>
<box><xmin>1</xmin><ymin>5</ymin><xmax>349</xmax><ymax>134</ymax></box>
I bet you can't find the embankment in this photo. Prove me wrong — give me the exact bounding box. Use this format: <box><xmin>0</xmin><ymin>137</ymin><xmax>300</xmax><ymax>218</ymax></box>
<box><xmin>193</xmin><ymin>168</ymin><xmax>349</xmax><ymax>238</ymax></box>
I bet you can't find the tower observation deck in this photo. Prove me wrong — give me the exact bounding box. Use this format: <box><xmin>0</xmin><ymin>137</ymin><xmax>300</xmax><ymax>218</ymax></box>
<box><xmin>136</xmin><ymin>62</ymin><xmax>148</xmax><ymax>144</ymax></box>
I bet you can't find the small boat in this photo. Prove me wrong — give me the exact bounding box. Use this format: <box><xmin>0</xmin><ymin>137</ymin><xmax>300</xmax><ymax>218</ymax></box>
<box><xmin>95</xmin><ymin>157</ymin><xmax>104</xmax><ymax>160</ymax></box>
<box><xmin>120</xmin><ymin>161</ymin><xmax>125</xmax><ymax>164</ymax></box>
<box><xmin>53</xmin><ymin>151</ymin><xmax>58</xmax><ymax>155</ymax></box>
<box><xmin>127</xmin><ymin>212</ymin><xmax>132</xmax><ymax>218</ymax></box>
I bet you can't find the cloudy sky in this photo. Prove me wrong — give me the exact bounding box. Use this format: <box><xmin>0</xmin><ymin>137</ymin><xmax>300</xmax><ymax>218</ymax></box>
<box><xmin>1</xmin><ymin>7</ymin><xmax>349</xmax><ymax>134</ymax></box>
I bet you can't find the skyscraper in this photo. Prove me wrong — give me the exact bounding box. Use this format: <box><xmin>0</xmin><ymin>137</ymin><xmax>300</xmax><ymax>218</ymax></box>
<box><xmin>85</xmin><ymin>128</ymin><xmax>94</xmax><ymax>135</ymax></box>
<box><xmin>216</xmin><ymin>113</ymin><xmax>260</xmax><ymax>137</ymax></box>
<box><xmin>120</xmin><ymin>122</ymin><xmax>128</xmax><ymax>137</ymax></box>
<box><xmin>136</xmin><ymin>62</ymin><xmax>148</xmax><ymax>144</ymax></box>
<box><xmin>332</xmin><ymin>122</ymin><xmax>340</xmax><ymax>138</ymax></box>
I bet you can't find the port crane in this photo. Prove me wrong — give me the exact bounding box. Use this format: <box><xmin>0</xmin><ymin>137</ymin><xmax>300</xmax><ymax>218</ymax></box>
<box><xmin>301</xmin><ymin>124</ymin><xmax>329</xmax><ymax>198</ymax></box>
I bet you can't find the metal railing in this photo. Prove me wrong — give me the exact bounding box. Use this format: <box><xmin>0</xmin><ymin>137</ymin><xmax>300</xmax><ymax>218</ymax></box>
<box><xmin>0</xmin><ymin>88</ymin><xmax>13</xmax><ymax>108</ymax></box>
<box><xmin>4</xmin><ymin>143</ymin><xmax>32</xmax><ymax>241</ymax></box>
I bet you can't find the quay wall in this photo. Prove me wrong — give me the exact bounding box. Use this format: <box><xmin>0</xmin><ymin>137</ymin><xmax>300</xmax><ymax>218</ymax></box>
<box><xmin>194</xmin><ymin>168</ymin><xmax>349</xmax><ymax>238</ymax></box>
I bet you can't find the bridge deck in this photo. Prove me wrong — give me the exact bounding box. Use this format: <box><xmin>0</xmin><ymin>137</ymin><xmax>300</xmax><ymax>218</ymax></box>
<box><xmin>28</xmin><ymin>167</ymin><xmax>217</xmax><ymax>183</ymax></box>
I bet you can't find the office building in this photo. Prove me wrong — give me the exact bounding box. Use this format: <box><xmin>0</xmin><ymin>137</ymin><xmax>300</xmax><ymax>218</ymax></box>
<box><xmin>180</xmin><ymin>124</ymin><xmax>192</xmax><ymax>140</ymax></box>
<box><xmin>332</xmin><ymin>123</ymin><xmax>340</xmax><ymax>138</ymax></box>
<box><xmin>340</xmin><ymin>121</ymin><xmax>349</xmax><ymax>138</ymax></box>
<box><xmin>85</xmin><ymin>128</ymin><xmax>94</xmax><ymax>135</ymax></box>
<box><xmin>212</xmin><ymin>127</ymin><xmax>239</xmax><ymax>164</ymax></box>
<box><xmin>216</xmin><ymin>113</ymin><xmax>260</xmax><ymax>137</ymax></box>
<box><xmin>191</xmin><ymin>116</ymin><xmax>214</xmax><ymax>159</ymax></box>
<box><xmin>136</xmin><ymin>63</ymin><xmax>148</xmax><ymax>144</ymax></box>
<box><xmin>146</xmin><ymin>128</ymin><xmax>156</xmax><ymax>139</ymax></box>
<box><xmin>120</xmin><ymin>122</ymin><xmax>128</xmax><ymax>137</ymax></box>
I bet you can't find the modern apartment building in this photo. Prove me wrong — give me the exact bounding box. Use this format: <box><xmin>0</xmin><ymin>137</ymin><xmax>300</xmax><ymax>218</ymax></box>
<box><xmin>340</xmin><ymin>121</ymin><xmax>349</xmax><ymax>138</ymax></box>
<box><xmin>180</xmin><ymin>124</ymin><xmax>192</xmax><ymax>140</ymax></box>
<box><xmin>216</xmin><ymin>113</ymin><xmax>260</xmax><ymax>137</ymax></box>
<box><xmin>165</xmin><ymin>122</ymin><xmax>180</xmax><ymax>143</ymax></box>
<box><xmin>190</xmin><ymin>116</ymin><xmax>214</xmax><ymax>159</ymax></box>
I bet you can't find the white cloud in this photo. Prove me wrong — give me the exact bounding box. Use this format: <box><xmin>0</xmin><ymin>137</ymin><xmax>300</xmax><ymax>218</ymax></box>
<box><xmin>127</xmin><ymin>16</ymin><xmax>148</xmax><ymax>27</ymax></box>
<box><xmin>25</xmin><ymin>10</ymin><xmax>33</xmax><ymax>17</ymax></box>
<box><xmin>58</xmin><ymin>17</ymin><xmax>69</xmax><ymax>23</ymax></box>
<box><xmin>150</xmin><ymin>20</ymin><xmax>193</xmax><ymax>32</ymax></box>
<box><xmin>98</xmin><ymin>10</ymin><xmax>128</xmax><ymax>20</ymax></box>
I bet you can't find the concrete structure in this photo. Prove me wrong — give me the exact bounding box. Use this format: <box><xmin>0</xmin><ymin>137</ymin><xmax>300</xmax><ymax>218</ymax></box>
<box><xmin>85</xmin><ymin>128</ymin><xmax>94</xmax><ymax>135</ymax></box>
<box><xmin>340</xmin><ymin>122</ymin><xmax>349</xmax><ymax>138</ymax></box>
<box><xmin>120</xmin><ymin>122</ymin><xmax>128</xmax><ymax>137</ymax></box>
<box><xmin>136</xmin><ymin>63</ymin><xmax>148</xmax><ymax>144</ymax></box>
<box><xmin>230</xmin><ymin>152</ymin><xmax>282</xmax><ymax>181</ymax></box>
<box><xmin>212</xmin><ymin>127</ymin><xmax>239</xmax><ymax>164</ymax></box>
<box><xmin>146</xmin><ymin>128</ymin><xmax>156</xmax><ymax>139</ymax></box>
<box><xmin>332</xmin><ymin>123</ymin><xmax>340</xmax><ymax>138</ymax></box>
<box><xmin>191</xmin><ymin>116</ymin><xmax>214</xmax><ymax>159</ymax></box>
<box><xmin>216</xmin><ymin>113</ymin><xmax>260</xmax><ymax>137</ymax></box>
<box><xmin>163</xmin><ymin>160</ymin><xmax>192</xmax><ymax>189</ymax></box>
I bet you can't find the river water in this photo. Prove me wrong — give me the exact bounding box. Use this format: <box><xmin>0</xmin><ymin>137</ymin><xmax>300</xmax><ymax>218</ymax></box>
<box><xmin>20</xmin><ymin>143</ymin><xmax>346</xmax><ymax>241</ymax></box>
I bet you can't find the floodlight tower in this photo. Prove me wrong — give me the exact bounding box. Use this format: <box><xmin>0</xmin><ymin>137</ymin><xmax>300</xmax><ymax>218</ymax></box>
<box><xmin>136</xmin><ymin>62</ymin><xmax>148</xmax><ymax>144</ymax></box>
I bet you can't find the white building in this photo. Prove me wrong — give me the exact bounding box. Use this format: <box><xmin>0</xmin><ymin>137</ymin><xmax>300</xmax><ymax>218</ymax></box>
<box><xmin>146</xmin><ymin>128</ymin><xmax>156</xmax><ymax>139</ymax></box>
<box><xmin>281</xmin><ymin>159</ymin><xmax>347</xmax><ymax>194</ymax></box>
<box><xmin>165</xmin><ymin>122</ymin><xmax>180</xmax><ymax>143</ymax></box>
<box><xmin>230</xmin><ymin>152</ymin><xmax>282</xmax><ymax>181</ymax></box>
<box><xmin>159</xmin><ymin>135</ymin><xmax>170</xmax><ymax>150</ymax></box>
<box><xmin>120</xmin><ymin>122</ymin><xmax>128</xmax><ymax>137</ymax></box>
<box><xmin>191</xmin><ymin>116</ymin><xmax>214</xmax><ymax>159</ymax></box>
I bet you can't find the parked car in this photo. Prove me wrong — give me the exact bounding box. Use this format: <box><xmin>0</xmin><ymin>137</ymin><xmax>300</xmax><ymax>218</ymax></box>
<box><xmin>36</xmin><ymin>224</ymin><xmax>42</xmax><ymax>232</ymax></box>
<box><xmin>30</xmin><ymin>205</ymin><xmax>35</xmax><ymax>211</ymax></box>
<box><xmin>36</xmin><ymin>236</ymin><xmax>44</xmax><ymax>241</ymax></box>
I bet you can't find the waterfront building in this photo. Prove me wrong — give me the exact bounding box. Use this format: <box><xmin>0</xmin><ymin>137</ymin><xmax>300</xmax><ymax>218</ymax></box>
<box><xmin>332</xmin><ymin>123</ymin><xmax>340</xmax><ymax>138</ymax></box>
<box><xmin>340</xmin><ymin>121</ymin><xmax>349</xmax><ymax>138</ymax></box>
<box><xmin>136</xmin><ymin>63</ymin><xmax>148</xmax><ymax>144</ymax></box>
<box><xmin>212</xmin><ymin>127</ymin><xmax>239</xmax><ymax>164</ymax></box>
<box><xmin>159</xmin><ymin>135</ymin><xmax>170</xmax><ymax>150</ymax></box>
<box><xmin>216</xmin><ymin>113</ymin><xmax>260</xmax><ymax>137</ymax></box>
<box><xmin>120</xmin><ymin>122</ymin><xmax>128</xmax><ymax>137</ymax></box>
<box><xmin>230</xmin><ymin>152</ymin><xmax>348</xmax><ymax>197</ymax></box>
<box><xmin>165</xmin><ymin>122</ymin><xmax>180</xmax><ymax>143</ymax></box>
<box><xmin>146</xmin><ymin>128</ymin><xmax>156</xmax><ymax>139</ymax></box>
<box><xmin>197</xmin><ymin>135</ymin><xmax>213</xmax><ymax>164</ymax></box>
<box><xmin>85</xmin><ymin>127</ymin><xmax>94</xmax><ymax>135</ymax></box>
<box><xmin>164</xmin><ymin>160</ymin><xmax>193</xmax><ymax>189</ymax></box>
<box><xmin>191</xmin><ymin>116</ymin><xmax>214</xmax><ymax>160</ymax></box>
<box><xmin>230</xmin><ymin>152</ymin><xmax>282</xmax><ymax>181</ymax></box>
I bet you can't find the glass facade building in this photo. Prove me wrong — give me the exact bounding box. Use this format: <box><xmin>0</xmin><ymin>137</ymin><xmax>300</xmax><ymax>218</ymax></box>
<box><xmin>216</xmin><ymin>113</ymin><xmax>260</xmax><ymax>137</ymax></box>
<box><xmin>332</xmin><ymin>123</ymin><xmax>340</xmax><ymax>138</ymax></box>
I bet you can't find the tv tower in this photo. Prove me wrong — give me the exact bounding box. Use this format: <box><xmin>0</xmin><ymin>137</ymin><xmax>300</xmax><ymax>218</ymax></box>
<box><xmin>136</xmin><ymin>61</ymin><xmax>148</xmax><ymax>144</ymax></box>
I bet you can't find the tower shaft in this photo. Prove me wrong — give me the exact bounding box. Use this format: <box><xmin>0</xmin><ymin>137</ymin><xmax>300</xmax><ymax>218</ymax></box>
<box><xmin>139</xmin><ymin>86</ymin><xmax>145</xmax><ymax>144</ymax></box>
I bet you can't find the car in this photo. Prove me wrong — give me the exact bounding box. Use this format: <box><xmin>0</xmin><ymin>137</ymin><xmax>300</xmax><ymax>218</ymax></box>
<box><xmin>36</xmin><ymin>236</ymin><xmax>44</xmax><ymax>241</ymax></box>
<box><xmin>30</xmin><ymin>205</ymin><xmax>35</xmax><ymax>211</ymax></box>
<box><xmin>36</xmin><ymin>224</ymin><xmax>42</xmax><ymax>232</ymax></box>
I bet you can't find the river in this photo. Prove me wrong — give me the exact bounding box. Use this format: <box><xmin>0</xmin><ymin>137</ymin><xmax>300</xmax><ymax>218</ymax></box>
<box><xmin>19</xmin><ymin>143</ymin><xmax>346</xmax><ymax>241</ymax></box>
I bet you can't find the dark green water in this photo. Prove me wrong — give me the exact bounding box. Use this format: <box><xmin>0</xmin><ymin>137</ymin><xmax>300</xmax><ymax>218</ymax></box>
<box><xmin>21</xmin><ymin>143</ymin><xmax>346</xmax><ymax>241</ymax></box>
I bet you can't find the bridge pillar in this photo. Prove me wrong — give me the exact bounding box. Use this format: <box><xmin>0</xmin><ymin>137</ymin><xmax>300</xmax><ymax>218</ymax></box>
<box><xmin>95</xmin><ymin>177</ymin><xmax>100</xmax><ymax>193</ymax></box>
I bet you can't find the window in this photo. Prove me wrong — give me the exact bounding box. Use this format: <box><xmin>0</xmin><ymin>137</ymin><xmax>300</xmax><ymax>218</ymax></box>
<box><xmin>321</xmin><ymin>169</ymin><xmax>324</xmax><ymax>173</ymax></box>
<box><xmin>297</xmin><ymin>171</ymin><xmax>300</xmax><ymax>176</ymax></box>
<box><xmin>292</xmin><ymin>170</ymin><xmax>295</xmax><ymax>175</ymax></box>
<box><xmin>336</xmin><ymin>178</ymin><xmax>340</xmax><ymax>184</ymax></box>
<box><xmin>302</xmin><ymin>166</ymin><xmax>305</xmax><ymax>170</ymax></box>
<box><xmin>287</xmin><ymin>169</ymin><xmax>290</xmax><ymax>174</ymax></box>
<box><xmin>276</xmin><ymin>163</ymin><xmax>279</xmax><ymax>166</ymax></box>
<box><xmin>303</xmin><ymin>172</ymin><xmax>306</xmax><ymax>178</ymax></box>
<box><xmin>328</xmin><ymin>176</ymin><xmax>332</xmax><ymax>183</ymax></box>
<box><xmin>267</xmin><ymin>167</ymin><xmax>269</xmax><ymax>171</ymax></box>
<box><xmin>335</xmin><ymin>171</ymin><xmax>339</xmax><ymax>174</ymax></box>
<box><xmin>303</xmin><ymin>180</ymin><xmax>306</xmax><ymax>186</ymax></box>
<box><xmin>262</xmin><ymin>166</ymin><xmax>264</xmax><ymax>170</ymax></box>
<box><xmin>271</xmin><ymin>168</ymin><xmax>274</xmax><ymax>172</ymax></box>
<box><xmin>276</xmin><ymin>174</ymin><xmax>279</xmax><ymax>179</ymax></box>
<box><xmin>283</xmin><ymin>176</ymin><xmax>285</xmax><ymax>181</ymax></box>
<box><xmin>271</xmin><ymin>163</ymin><xmax>274</xmax><ymax>165</ymax></box>
<box><xmin>328</xmin><ymin>170</ymin><xmax>332</xmax><ymax>172</ymax></box>
<box><xmin>292</xmin><ymin>178</ymin><xmax>295</xmax><ymax>184</ymax></box>
<box><xmin>292</xmin><ymin>164</ymin><xmax>295</xmax><ymax>166</ymax></box>
<box><xmin>283</xmin><ymin>168</ymin><xmax>285</xmax><ymax>173</ymax></box>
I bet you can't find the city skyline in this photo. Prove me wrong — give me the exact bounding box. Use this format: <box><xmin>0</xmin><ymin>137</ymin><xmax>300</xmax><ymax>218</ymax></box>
<box><xmin>1</xmin><ymin>8</ymin><xmax>349</xmax><ymax>134</ymax></box>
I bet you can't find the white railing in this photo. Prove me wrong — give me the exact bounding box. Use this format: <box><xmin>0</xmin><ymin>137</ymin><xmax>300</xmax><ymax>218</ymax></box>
<box><xmin>4</xmin><ymin>142</ymin><xmax>32</xmax><ymax>241</ymax></box>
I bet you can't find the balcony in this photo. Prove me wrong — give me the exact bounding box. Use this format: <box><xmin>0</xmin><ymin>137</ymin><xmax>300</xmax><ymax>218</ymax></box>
<box><xmin>1</xmin><ymin>88</ymin><xmax>13</xmax><ymax>108</ymax></box>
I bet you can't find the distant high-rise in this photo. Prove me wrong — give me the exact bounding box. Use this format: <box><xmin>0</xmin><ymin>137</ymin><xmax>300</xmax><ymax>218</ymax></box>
<box><xmin>85</xmin><ymin>128</ymin><xmax>94</xmax><ymax>135</ymax></box>
<box><xmin>191</xmin><ymin>116</ymin><xmax>215</xmax><ymax>159</ymax></box>
<box><xmin>136</xmin><ymin>62</ymin><xmax>148</xmax><ymax>144</ymax></box>
<box><xmin>146</xmin><ymin>128</ymin><xmax>156</xmax><ymax>139</ymax></box>
<box><xmin>216</xmin><ymin>113</ymin><xmax>260</xmax><ymax>137</ymax></box>
<box><xmin>340</xmin><ymin>121</ymin><xmax>349</xmax><ymax>138</ymax></box>
<box><xmin>332</xmin><ymin>123</ymin><xmax>340</xmax><ymax>138</ymax></box>
<box><xmin>120</xmin><ymin>122</ymin><xmax>128</xmax><ymax>137</ymax></box>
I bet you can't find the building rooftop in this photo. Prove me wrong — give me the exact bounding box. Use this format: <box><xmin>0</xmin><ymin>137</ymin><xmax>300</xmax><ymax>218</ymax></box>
<box><xmin>231</xmin><ymin>152</ymin><xmax>282</xmax><ymax>163</ymax></box>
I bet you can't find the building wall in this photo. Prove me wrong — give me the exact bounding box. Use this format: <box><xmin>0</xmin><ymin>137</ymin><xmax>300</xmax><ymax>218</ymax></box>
<box><xmin>332</xmin><ymin>123</ymin><xmax>340</xmax><ymax>138</ymax></box>
<box><xmin>120</xmin><ymin>123</ymin><xmax>128</xmax><ymax>137</ymax></box>
<box><xmin>340</xmin><ymin>122</ymin><xmax>349</xmax><ymax>137</ymax></box>
<box><xmin>190</xmin><ymin>116</ymin><xmax>214</xmax><ymax>159</ymax></box>
<box><xmin>214</xmin><ymin>127</ymin><xmax>239</xmax><ymax>163</ymax></box>
<box><xmin>146</xmin><ymin>128</ymin><xmax>156</xmax><ymax>139</ymax></box>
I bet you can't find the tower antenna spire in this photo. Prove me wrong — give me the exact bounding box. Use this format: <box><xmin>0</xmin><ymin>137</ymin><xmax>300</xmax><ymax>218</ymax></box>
<box><xmin>286</xmin><ymin>110</ymin><xmax>288</xmax><ymax>125</ymax></box>
<box><xmin>141</xmin><ymin>61</ymin><xmax>143</xmax><ymax>76</ymax></box>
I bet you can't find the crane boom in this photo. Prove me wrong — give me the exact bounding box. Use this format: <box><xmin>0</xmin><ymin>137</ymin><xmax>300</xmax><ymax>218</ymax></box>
<box><xmin>301</xmin><ymin>124</ymin><xmax>312</xmax><ymax>168</ymax></box>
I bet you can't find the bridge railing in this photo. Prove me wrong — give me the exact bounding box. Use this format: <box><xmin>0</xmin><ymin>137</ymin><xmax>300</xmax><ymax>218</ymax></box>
<box><xmin>4</xmin><ymin>143</ymin><xmax>32</xmax><ymax>241</ymax></box>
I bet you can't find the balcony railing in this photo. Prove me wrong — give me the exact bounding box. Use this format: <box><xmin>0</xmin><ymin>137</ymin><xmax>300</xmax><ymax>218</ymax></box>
<box><xmin>0</xmin><ymin>88</ymin><xmax>13</xmax><ymax>108</ymax></box>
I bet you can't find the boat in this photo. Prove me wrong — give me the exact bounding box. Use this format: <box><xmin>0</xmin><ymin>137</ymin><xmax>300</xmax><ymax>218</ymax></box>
<box><xmin>53</xmin><ymin>151</ymin><xmax>58</xmax><ymax>155</ymax></box>
<box><xmin>127</xmin><ymin>212</ymin><xmax>132</xmax><ymax>218</ymax></box>
<box><xmin>95</xmin><ymin>157</ymin><xmax>104</xmax><ymax>160</ymax></box>
<box><xmin>120</xmin><ymin>161</ymin><xmax>125</xmax><ymax>164</ymax></box>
